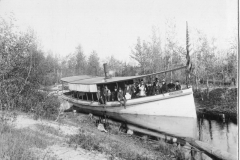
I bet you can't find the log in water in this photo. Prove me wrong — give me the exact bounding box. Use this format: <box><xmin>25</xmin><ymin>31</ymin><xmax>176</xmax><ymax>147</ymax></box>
<box><xmin>197</xmin><ymin>113</ymin><xmax>237</xmax><ymax>157</ymax></box>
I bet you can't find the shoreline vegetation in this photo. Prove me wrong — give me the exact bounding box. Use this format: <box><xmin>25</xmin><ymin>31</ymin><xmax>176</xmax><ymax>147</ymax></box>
<box><xmin>193</xmin><ymin>87</ymin><xmax>238</xmax><ymax>118</ymax></box>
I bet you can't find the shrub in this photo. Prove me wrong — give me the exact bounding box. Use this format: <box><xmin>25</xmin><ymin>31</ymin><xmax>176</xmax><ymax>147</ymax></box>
<box><xmin>33</xmin><ymin>94</ymin><xmax>60</xmax><ymax>120</ymax></box>
<box><xmin>68</xmin><ymin>132</ymin><xmax>103</xmax><ymax>151</ymax></box>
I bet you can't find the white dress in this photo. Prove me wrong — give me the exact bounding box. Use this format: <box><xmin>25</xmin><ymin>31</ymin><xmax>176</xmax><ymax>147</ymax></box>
<box><xmin>125</xmin><ymin>87</ymin><xmax>132</xmax><ymax>100</ymax></box>
<box><xmin>139</xmin><ymin>84</ymin><xmax>146</xmax><ymax>96</ymax></box>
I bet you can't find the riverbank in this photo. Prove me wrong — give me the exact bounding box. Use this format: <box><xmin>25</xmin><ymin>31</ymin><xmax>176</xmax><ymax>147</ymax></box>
<box><xmin>0</xmin><ymin>111</ymin><xmax>192</xmax><ymax>160</ymax></box>
<box><xmin>194</xmin><ymin>87</ymin><xmax>238</xmax><ymax>118</ymax></box>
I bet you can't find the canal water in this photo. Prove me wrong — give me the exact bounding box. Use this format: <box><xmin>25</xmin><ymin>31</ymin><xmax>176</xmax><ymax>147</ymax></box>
<box><xmin>197</xmin><ymin>114</ymin><xmax>238</xmax><ymax>156</ymax></box>
<box><xmin>71</xmin><ymin>105</ymin><xmax>238</xmax><ymax>156</ymax></box>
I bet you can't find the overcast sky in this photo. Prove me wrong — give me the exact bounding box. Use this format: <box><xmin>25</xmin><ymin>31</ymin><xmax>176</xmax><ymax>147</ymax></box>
<box><xmin>0</xmin><ymin>0</ymin><xmax>237</xmax><ymax>62</ymax></box>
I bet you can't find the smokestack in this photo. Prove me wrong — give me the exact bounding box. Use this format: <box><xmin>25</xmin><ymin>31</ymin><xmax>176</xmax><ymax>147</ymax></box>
<box><xmin>103</xmin><ymin>63</ymin><xmax>109</xmax><ymax>79</ymax></box>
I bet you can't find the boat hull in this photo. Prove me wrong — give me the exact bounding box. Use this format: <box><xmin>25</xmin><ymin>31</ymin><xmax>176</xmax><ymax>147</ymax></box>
<box><xmin>62</xmin><ymin>88</ymin><xmax>198</xmax><ymax>139</ymax></box>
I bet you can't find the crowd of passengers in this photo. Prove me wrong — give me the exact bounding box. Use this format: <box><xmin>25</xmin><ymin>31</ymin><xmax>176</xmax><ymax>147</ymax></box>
<box><xmin>96</xmin><ymin>78</ymin><xmax>181</xmax><ymax>104</ymax></box>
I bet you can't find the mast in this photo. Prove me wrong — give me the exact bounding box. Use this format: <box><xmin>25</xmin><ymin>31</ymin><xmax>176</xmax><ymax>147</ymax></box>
<box><xmin>186</xmin><ymin>22</ymin><xmax>191</xmax><ymax>88</ymax></box>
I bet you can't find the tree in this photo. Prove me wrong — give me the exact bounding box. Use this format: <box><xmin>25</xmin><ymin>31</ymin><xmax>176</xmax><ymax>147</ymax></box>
<box><xmin>121</xmin><ymin>62</ymin><xmax>138</xmax><ymax>76</ymax></box>
<box><xmin>149</xmin><ymin>27</ymin><xmax>163</xmax><ymax>73</ymax></box>
<box><xmin>87</xmin><ymin>51</ymin><xmax>100</xmax><ymax>76</ymax></box>
<box><xmin>131</xmin><ymin>37</ymin><xmax>148</xmax><ymax>74</ymax></box>
<box><xmin>105</xmin><ymin>55</ymin><xmax>123</xmax><ymax>76</ymax></box>
<box><xmin>0</xmin><ymin>16</ymin><xmax>42</xmax><ymax>110</ymax></box>
<box><xmin>164</xmin><ymin>20</ymin><xmax>179</xmax><ymax>80</ymax></box>
<box><xmin>227</xmin><ymin>35</ymin><xmax>238</xmax><ymax>81</ymax></box>
<box><xmin>75</xmin><ymin>45</ymin><xmax>86</xmax><ymax>75</ymax></box>
<box><xmin>67</xmin><ymin>54</ymin><xmax>77</xmax><ymax>76</ymax></box>
<box><xmin>41</xmin><ymin>52</ymin><xmax>58</xmax><ymax>85</ymax></box>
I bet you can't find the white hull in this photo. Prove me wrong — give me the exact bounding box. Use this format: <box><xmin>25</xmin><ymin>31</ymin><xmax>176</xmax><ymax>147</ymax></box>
<box><xmin>63</xmin><ymin>88</ymin><xmax>196</xmax><ymax>118</ymax></box>
<box><xmin>120</xmin><ymin>89</ymin><xmax>196</xmax><ymax>118</ymax></box>
<box><xmin>62</xmin><ymin>88</ymin><xmax>197</xmax><ymax>138</ymax></box>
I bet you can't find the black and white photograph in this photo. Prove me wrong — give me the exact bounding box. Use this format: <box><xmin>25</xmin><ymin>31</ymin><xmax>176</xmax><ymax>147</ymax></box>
<box><xmin>0</xmin><ymin>0</ymin><xmax>238</xmax><ymax>159</ymax></box>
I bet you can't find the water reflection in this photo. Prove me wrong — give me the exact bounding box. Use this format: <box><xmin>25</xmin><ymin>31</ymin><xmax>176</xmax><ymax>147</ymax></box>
<box><xmin>197</xmin><ymin>115</ymin><xmax>238</xmax><ymax>155</ymax></box>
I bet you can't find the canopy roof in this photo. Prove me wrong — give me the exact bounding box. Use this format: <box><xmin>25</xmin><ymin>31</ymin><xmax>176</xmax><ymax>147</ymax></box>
<box><xmin>62</xmin><ymin>65</ymin><xmax>187</xmax><ymax>85</ymax></box>
<box><xmin>61</xmin><ymin>75</ymin><xmax>96</xmax><ymax>83</ymax></box>
<box><xmin>70</xmin><ymin>76</ymin><xmax>136</xmax><ymax>84</ymax></box>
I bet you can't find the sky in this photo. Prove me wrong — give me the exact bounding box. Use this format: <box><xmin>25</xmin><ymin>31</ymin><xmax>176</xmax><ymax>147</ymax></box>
<box><xmin>0</xmin><ymin>0</ymin><xmax>237</xmax><ymax>62</ymax></box>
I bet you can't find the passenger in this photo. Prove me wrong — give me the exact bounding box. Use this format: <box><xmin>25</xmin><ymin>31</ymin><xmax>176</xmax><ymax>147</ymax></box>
<box><xmin>103</xmin><ymin>86</ymin><xmax>108</xmax><ymax>102</ymax></box>
<box><xmin>146</xmin><ymin>81</ymin><xmax>153</xmax><ymax>96</ymax></box>
<box><xmin>117</xmin><ymin>87</ymin><xmax>124</xmax><ymax>106</ymax></box>
<box><xmin>131</xmin><ymin>83</ymin><xmax>136</xmax><ymax>98</ymax></box>
<box><xmin>161</xmin><ymin>79</ymin><xmax>168</xmax><ymax>93</ymax></box>
<box><xmin>139</xmin><ymin>80</ymin><xmax>146</xmax><ymax>97</ymax></box>
<box><xmin>101</xmin><ymin>87</ymin><xmax>106</xmax><ymax>104</ymax></box>
<box><xmin>106</xmin><ymin>86</ymin><xmax>111</xmax><ymax>101</ymax></box>
<box><xmin>96</xmin><ymin>87</ymin><xmax>100</xmax><ymax>103</ymax></box>
<box><xmin>111</xmin><ymin>86</ymin><xmax>118</xmax><ymax>101</ymax></box>
<box><xmin>175</xmin><ymin>80</ymin><xmax>181</xmax><ymax>90</ymax></box>
<box><xmin>97</xmin><ymin>87</ymin><xmax>104</xmax><ymax>104</ymax></box>
<box><xmin>153</xmin><ymin>78</ymin><xmax>160</xmax><ymax>95</ymax></box>
<box><xmin>103</xmin><ymin>86</ymin><xmax>111</xmax><ymax>102</ymax></box>
<box><xmin>134</xmin><ymin>82</ymin><xmax>140</xmax><ymax>97</ymax></box>
<box><xmin>124</xmin><ymin>84</ymin><xmax>132</xmax><ymax>100</ymax></box>
<box><xmin>167</xmin><ymin>80</ymin><xmax>175</xmax><ymax>92</ymax></box>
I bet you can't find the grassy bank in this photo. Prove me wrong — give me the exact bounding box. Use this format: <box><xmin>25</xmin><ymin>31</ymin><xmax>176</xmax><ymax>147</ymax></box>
<box><xmin>65</xmin><ymin>113</ymin><xmax>186</xmax><ymax>160</ymax></box>
<box><xmin>0</xmin><ymin>110</ymin><xmax>193</xmax><ymax>160</ymax></box>
<box><xmin>194</xmin><ymin>87</ymin><xmax>238</xmax><ymax>117</ymax></box>
<box><xmin>0</xmin><ymin>113</ymin><xmax>56</xmax><ymax>160</ymax></box>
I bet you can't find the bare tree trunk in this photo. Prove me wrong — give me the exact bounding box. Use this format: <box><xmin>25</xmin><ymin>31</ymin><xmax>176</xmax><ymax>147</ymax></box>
<box><xmin>195</xmin><ymin>75</ymin><xmax>198</xmax><ymax>91</ymax></box>
<box><xmin>206</xmin><ymin>76</ymin><xmax>209</xmax><ymax>99</ymax></box>
<box><xmin>170</xmin><ymin>52</ymin><xmax>173</xmax><ymax>80</ymax></box>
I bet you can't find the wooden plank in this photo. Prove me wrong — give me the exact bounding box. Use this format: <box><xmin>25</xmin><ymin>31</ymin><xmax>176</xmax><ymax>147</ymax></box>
<box><xmin>126</xmin><ymin>124</ymin><xmax>237</xmax><ymax>160</ymax></box>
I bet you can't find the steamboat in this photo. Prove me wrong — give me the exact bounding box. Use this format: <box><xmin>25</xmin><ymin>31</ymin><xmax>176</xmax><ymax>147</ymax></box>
<box><xmin>61</xmin><ymin>65</ymin><xmax>197</xmax><ymax>139</ymax></box>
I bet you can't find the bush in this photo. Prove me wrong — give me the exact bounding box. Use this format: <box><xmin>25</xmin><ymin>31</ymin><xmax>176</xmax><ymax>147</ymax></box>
<box><xmin>33</xmin><ymin>94</ymin><xmax>60</xmax><ymax>120</ymax></box>
<box><xmin>13</xmin><ymin>90</ymin><xmax>60</xmax><ymax>120</ymax></box>
<box><xmin>194</xmin><ymin>88</ymin><xmax>237</xmax><ymax>114</ymax></box>
<box><xmin>68</xmin><ymin>132</ymin><xmax>103</xmax><ymax>152</ymax></box>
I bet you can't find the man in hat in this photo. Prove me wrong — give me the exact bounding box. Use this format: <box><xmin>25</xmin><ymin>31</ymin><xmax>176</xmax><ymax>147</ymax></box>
<box><xmin>131</xmin><ymin>82</ymin><xmax>136</xmax><ymax>98</ymax></box>
<box><xmin>146</xmin><ymin>81</ymin><xmax>153</xmax><ymax>96</ymax></box>
<box><xmin>111</xmin><ymin>86</ymin><xmax>118</xmax><ymax>101</ymax></box>
<box><xmin>161</xmin><ymin>79</ymin><xmax>168</xmax><ymax>93</ymax></box>
<box><xmin>117</xmin><ymin>87</ymin><xmax>125</xmax><ymax>107</ymax></box>
<box><xmin>133</xmin><ymin>81</ymin><xmax>140</xmax><ymax>97</ymax></box>
<box><xmin>167</xmin><ymin>79</ymin><xmax>175</xmax><ymax>92</ymax></box>
<box><xmin>153</xmin><ymin>78</ymin><xmax>160</xmax><ymax>95</ymax></box>
<box><xmin>104</xmin><ymin>86</ymin><xmax>111</xmax><ymax>102</ymax></box>
<box><xmin>97</xmin><ymin>87</ymin><xmax>104</xmax><ymax>104</ymax></box>
<box><xmin>175</xmin><ymin>80</ymin><xmax>181</xmax><ymax>90</ymax></box>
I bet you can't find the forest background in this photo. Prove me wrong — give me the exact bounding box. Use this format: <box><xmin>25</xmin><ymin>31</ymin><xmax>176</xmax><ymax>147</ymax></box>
<box><xmin>0</xmin><ymin>15</ymin><xmax>237</xmax><ymax>112</ymax></box>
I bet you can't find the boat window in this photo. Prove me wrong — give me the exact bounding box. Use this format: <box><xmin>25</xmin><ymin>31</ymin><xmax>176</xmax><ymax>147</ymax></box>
<box><xmin>67</xmin><ymin>91</ymin><xmax>99</xmax><ymax>102</ymax></box>
<box><xmin>64</xmin><ymin>79</ymin><xmax>184</xmax><ymax>103</ymax></box>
